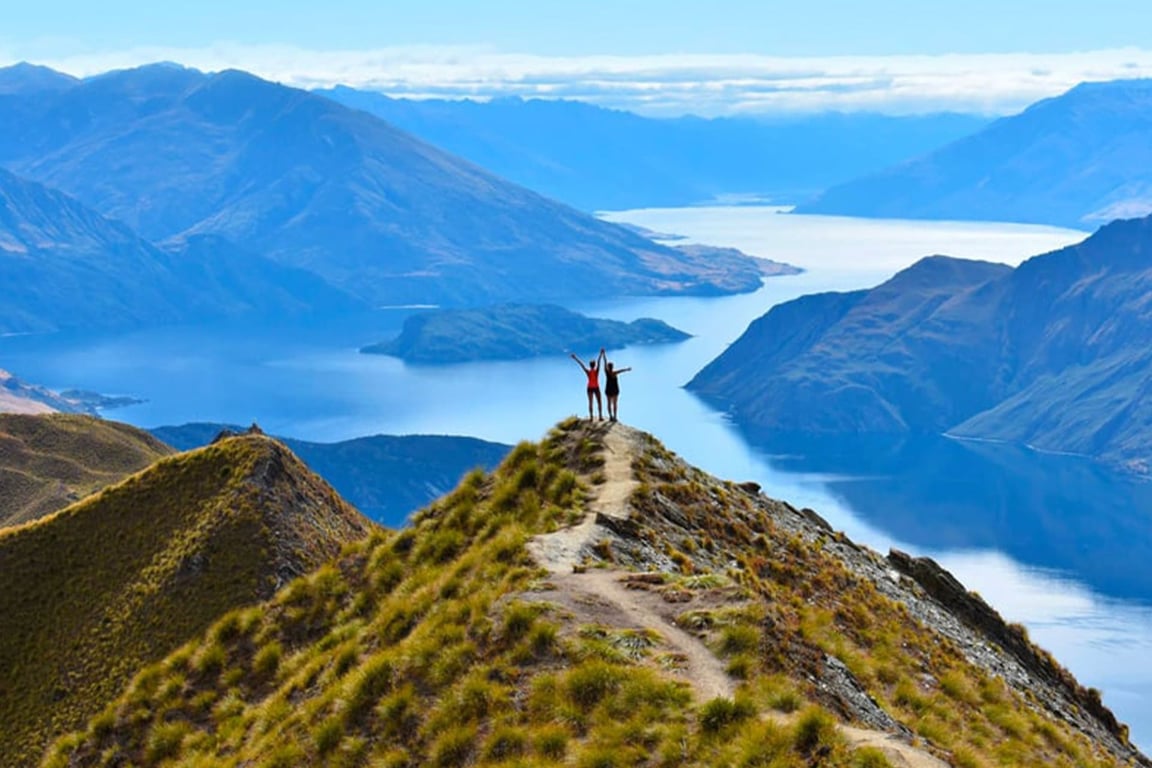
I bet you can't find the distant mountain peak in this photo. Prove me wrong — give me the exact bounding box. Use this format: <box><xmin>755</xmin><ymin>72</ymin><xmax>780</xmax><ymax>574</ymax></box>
<box><xmin>0</xmin><ymin>66</ymin><xmax>769</xmax><ymax>307</ymax></box>
<box><xmin>0</xmin><ymin>60</ymin><xmax>76</xmax><ymax>94</ymax></box>
<box><xmin>799</xmin><ymin>77</ymin><xmax>1152</xmax><ymax>228</ymax></box>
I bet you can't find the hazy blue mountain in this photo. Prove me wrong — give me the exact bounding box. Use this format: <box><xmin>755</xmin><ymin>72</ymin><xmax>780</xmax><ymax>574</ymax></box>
<box><xmin>689</xmin><ymin>215</ymin><xmax>1152</xmax><ymax>470</ymax></box>
<box><xmin>318</xmin><ymin>87</ymin><xmax>988</xmax><ymax>211</ymax></box>
<box><xmin>798</xmin><ymin>79</ymin><xmax>1152</xmax><ymax>228</ymax></box>
<box><xmin>362</xmin><ymin>303</ymin><xmax>690</xmax><ymax>363</ymax></box>
<box><xmin>0</xmin><ymin>62</ymin><xmax>77</xmax><ymax>94</ymax></box>
<box><xmin>0</xmin><ymin>168</ymin><xmax>362</xmax><ymax>334</ymax></box>
<box><xmin>149</xmin><ymin>423</ymin><xmax>510</xmax><ymax>526</ymax></box>
<box><xmin>0</xmin><ymin>64</ymin><xmax>765</xmax><ymax>307</ymax></box>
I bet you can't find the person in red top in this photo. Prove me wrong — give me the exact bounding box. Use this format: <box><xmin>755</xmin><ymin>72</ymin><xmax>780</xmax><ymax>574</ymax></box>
<box><xmin>570</xmin><ymin>348</ymin><xmax>606</xmax><ymax>421</ymax></box>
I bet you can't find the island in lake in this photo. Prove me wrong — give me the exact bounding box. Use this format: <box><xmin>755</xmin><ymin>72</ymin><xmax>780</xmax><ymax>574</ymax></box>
<box><xmin>362</xmin><ymin>304</ymin><xmax>691</xmax><ymax>364</ymax></box>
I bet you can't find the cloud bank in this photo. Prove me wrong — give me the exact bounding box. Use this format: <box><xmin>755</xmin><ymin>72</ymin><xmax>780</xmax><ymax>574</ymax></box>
<box><xmin>12</xmin><ymin>44</ymin><xmax>1152</xmax><ymax>116</ymax></box>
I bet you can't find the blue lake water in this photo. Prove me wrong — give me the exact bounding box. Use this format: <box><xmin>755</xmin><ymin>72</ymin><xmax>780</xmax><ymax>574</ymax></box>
<box><xmin>4</xmin><ymin>206</ymin><xmax>1152</xmax><ymax>746</ymax></box>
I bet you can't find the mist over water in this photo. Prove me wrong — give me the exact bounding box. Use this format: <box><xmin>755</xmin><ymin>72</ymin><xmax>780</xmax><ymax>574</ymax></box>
<box><xmin>5</xmin><ymin>207</ymin><xmax>1150</xmax><ymax>745</ymax></box>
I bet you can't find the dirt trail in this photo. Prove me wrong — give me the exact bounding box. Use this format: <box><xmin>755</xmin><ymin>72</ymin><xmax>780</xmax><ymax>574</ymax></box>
<box><xmin>526</xmin><ymin>423</ymin><xmax>948</xmax><ymax>768</ymax></box>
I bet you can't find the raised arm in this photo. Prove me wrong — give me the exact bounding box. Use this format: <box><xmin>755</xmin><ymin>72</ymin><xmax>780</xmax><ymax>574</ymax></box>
<box><xmin>616</xmin><ymin>367</ymin><xmax>633</xmax><ymax>374</ymax></box>
<box><xmin>598</xmin><ymin>348</ymin><xmax>607</xmax><ymax>367</ymax></box>
<box><xmin>570</xmin><ymin>353</ymin><xmax>590</xmax><ymax>374</ymax></box>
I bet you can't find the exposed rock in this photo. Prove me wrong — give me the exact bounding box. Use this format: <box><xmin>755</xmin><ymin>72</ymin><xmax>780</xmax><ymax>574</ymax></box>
<box><xmin>820</xmin><ymin>655</ymin><xmax>911</xmax><ymax>738</ymax></box>
<box><xmin>888</xmin><ymin>549</ymin><xmax>1127</xmax><ymax>740</ymax></box>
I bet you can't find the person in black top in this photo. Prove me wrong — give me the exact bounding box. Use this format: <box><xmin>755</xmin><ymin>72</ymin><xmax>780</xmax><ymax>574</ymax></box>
<box><xmin>603</xmin><ymin>359</ymin><xmax>632</xmax><ymax>422</ymax></box>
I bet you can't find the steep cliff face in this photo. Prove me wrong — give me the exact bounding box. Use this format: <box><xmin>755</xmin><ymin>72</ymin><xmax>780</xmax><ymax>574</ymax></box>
<box><xmin>43</xmin><ymin>421</ymin><xmax>1143</xmax><ymax>768</ymax></box>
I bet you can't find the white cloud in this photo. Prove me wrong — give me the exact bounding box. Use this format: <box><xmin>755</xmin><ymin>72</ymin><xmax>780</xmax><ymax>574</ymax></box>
<box><xmin>13</xmin><ymin>44</ymin><xmax>1152</xmax><ymax>116</ymax></box>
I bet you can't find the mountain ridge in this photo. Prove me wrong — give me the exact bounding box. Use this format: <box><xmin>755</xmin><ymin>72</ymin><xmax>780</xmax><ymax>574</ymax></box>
<box><xmin>0</xmin><ymin>64</ymin><xmax>766</xmax><ymax>308</ymax></box>
<box><xmin>149</xmin><ymin>422</ymin><xmax>511</xmax><ymax>526</ymax></box>
<box><xmin>40</xmin><ymin>420</ymin><xmax>1144</xmax><ymax>767</ymax></box>
<box><xmin>0</xmin><ymin>413</ymin><xmax>172</xmax><ymax>529</ymax></box>
<box><xmin>798</xmin><ymin>78</ymin><xmax>1152</xmax><ymax>228</ymax></box>
<box><xmin>318</xmin><ymin>86</ymin><xmax>989</xmax><ymax>211</ymax></box>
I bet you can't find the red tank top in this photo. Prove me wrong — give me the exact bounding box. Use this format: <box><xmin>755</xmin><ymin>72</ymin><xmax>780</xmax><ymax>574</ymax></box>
<box><xmin>587</xmin><ymin>367</ymin><xmax>599</xmax><ymax>388</ymax></box>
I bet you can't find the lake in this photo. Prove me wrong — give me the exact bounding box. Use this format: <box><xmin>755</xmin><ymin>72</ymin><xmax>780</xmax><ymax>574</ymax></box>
<box><xmin>4</xmin><ymin>206</ymin><xmax>1152</xmax><ymax>746</ymax></box>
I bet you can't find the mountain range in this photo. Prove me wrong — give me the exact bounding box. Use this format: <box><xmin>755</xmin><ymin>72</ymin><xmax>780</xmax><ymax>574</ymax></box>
<box><xmin>688</xmin><ymin>214</ymin><xmax>1152</xmax><ymax>471</ymax></box>
<box><xmin>0</xmin><ymin>63</ymin><xmax>765</xmax><ymax>315</ymax></box>
<box><xmin>320</xmin><ymin>87</ymin><xmax>987</xmax><ymax>211</ymax></box>
<box><xmin>799</xmin><ymin>79</ymin><xmax>1152</xmax><ymax>229</ymax></box>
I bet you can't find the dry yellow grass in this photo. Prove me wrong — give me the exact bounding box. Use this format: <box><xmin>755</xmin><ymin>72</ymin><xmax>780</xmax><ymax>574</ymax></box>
<box><xmin>0</xmin><ymin>434</ymin><xmax>371</xmax><ymax>768</ymax></box>
<box><xmin>0</xmin><ymin>413</ymin><xmax>172</xmax><ymax>528</ymax></box>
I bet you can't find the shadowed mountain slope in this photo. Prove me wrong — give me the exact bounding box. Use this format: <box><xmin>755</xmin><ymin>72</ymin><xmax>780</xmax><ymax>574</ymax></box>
<box><xmin>0</xmin><ymin>435</ymin><xmax>372</xmax><ymax>768</ymax></box>
<box><xmin>43</xmin><ymin>421</ymin><xmax>1143</xmax><ymax>768</ymax></box>
<box><xmin>0</xmin><ymin>413</ymin><xmax>172</xmax><ymax>529</ymax></box>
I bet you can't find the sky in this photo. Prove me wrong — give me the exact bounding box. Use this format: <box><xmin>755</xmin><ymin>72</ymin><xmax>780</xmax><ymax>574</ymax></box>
<box><xmin>3</xmin><ymin>0</ymin><xmax>1152</xmax><ymax>115</ymax></box>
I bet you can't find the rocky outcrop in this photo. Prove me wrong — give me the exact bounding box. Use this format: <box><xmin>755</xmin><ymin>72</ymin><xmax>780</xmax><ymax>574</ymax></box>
<box><xmin>888</xmin><ymin>549</ymin><xmax>1128</xmax><ymax>742</ymax></box>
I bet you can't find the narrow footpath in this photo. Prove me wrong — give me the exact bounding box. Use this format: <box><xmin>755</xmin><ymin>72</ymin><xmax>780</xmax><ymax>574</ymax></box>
<box><xmin>527</xmin><ymin>422</ymin><xmax>949</xmax><ymax>768</ymax></box>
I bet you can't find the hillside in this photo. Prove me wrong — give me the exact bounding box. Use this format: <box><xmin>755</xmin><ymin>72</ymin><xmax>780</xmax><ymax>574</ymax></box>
<box><xmin>0</xmin><ymin>64</ymin><xmax>766</xmax><ymax>307</ymax></box>
<box><xmin>798</xmin><ymin>79</ymin><xmax>1152</xmax><ymax>228</ymax></box>
<box><xmin>731</xmin><ymin>430</ymin><xmax>1152</xmax><ymax>604</ymax></box>
<box><xmin>0</xmin><ymin>435</ymin><xmax>371</xmax><ymax>768</ymax></box>
<box><xmin>0</xmin><ymin>168</ymin><xmax>362</xmax><ymax>334</ymax></box>
<box><xmin>149</xmin><ymin>423</ymin><xmax>511</xmax><ymax>526</ymax></box>
<box><xmin>687</xmin><ymin>215</ymin><xmax>1152</xmax><ymax>470</ymax></box>
<box><xmin>319</xmin><ymin>88</ymin><xmax>988</xmax><ymax>210</ymax></box>
<box><xmin>45</xmin><ymin>420</ymin><xmax>1143</xmax><ymax>767</ymax></box>
<box><xmin>0</xmin><ymin>413</ymin><xmax>172</xmax><ymax>528</ymax></box>
<box><xmin>1</xmin><ymin>369</ymin><xmax>71</xmax><ymax>415</ymax></box>
<box><xmin>362</xmin><ymin>303</ymin><xmax>691</xmax><ymax>363</ymax></box>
